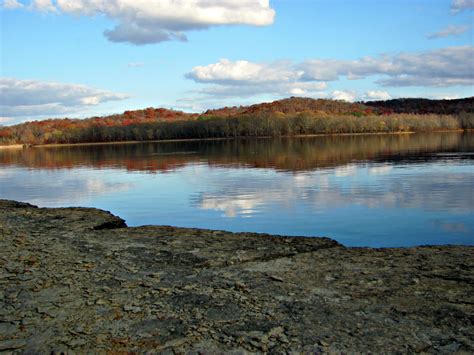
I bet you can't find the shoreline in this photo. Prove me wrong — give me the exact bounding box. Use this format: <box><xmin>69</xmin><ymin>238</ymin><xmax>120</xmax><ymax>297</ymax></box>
<box><xmin>0</xmin><ymin>129</ymin><xmax>467</xmax><ymax>149</ymax></box>
<box><xmin>0</xmin><ymin>144</ymin><xmax>26</xmax><ymax>150</ymax></box>
<box><xmin>0</xmin><ymin>199</ymin><xmax>473</xmax><ymax>352</ymax></box>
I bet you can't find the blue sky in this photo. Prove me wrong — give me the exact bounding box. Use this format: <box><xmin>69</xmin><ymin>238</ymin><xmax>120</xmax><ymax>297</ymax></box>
<box><xmin>1</xmin><ymin>0</ymin><xmax>473</xmax><ymax>125</ymax></box>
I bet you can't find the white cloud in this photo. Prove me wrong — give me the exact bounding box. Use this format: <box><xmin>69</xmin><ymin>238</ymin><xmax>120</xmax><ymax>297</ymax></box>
<box><xmin>187</xmin><ymin>59</ymin><xmax>302</xmax><ymax>84</ymax></box>
<box><xmin>330</xmin><ymin>90</ymin><xmax>357</xmax><ymax>102</ymax></box>
<box><xmin>364</xmin><ymin>90</ymin><xmax>392</xmax><ymax>101</ymax></box>
<box><xmin>427</xmin><ymin>25</ymin><xmax>470</xmax><ymax>39</ymax></box>
<box><xmin>0</xmin><ymin>78</ymin><xmax>129</xmax><ymax>120</ymax></box>
<box><xmin>428</xmin><ymin>93</ymin><xmax>462</xmax><ymax>100</ymax></box>
<box><xmin>451</xmin><ymin>0</ymin><xmax>474</xmax><ymax>12</ymax></box>
<box><xmin>2</xmin><ymin>0</ymin><xmax>23</xmax><ymax>9</ymax></box>
<box><xmin>299</xmin><ymin>57</ymin><xmax>396</xmax><ymax>82</ymax></box>
<box><xmin>29</xmin><ymin>0</ymin><xmax>56</xmax><ymax>12</ymax></box>
<box><xmin>186</xmin><ymin>58</ymin><xmax>327</xmax><ymax>98</ymax></box>
<box><xmin>301</xmin><ymin>46</ymin><xmax>474</xmax><ymax>87</ymax></box>
<box><xmin>16</xmin><ymin>0</ymin><xmax>275</xmax><ymax>45</ymax></box>
<box><xmin>187</xmin><ymin>46</ymin><xmax>474</xmax><ymax>99</ymax></box>
<box><xmin>199</xmin><ymin>82</ymin><xmax>327</xmax><ymax>99</ymax></box>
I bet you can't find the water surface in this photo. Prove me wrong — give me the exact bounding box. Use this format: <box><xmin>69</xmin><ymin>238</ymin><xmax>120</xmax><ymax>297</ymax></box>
<box><xmin>1</xmin><ymin>132</ymin><xmax>473</xmax><ymax>247</ymax></box>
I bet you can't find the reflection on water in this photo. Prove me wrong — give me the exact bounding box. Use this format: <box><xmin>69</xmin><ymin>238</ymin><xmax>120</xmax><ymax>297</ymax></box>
<box><xmin>1</xmin><ymin>132</ymin><xmax>473</xmax><ymax>247</ymax></box>
<box><xmin>1</xmin><ymin>131</ymin><xmax>473</xmax><ymax>172</ymax></box>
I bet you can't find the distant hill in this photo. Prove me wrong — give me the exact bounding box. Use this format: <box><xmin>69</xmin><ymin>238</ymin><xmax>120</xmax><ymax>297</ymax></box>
<box><xmin>203</xmin><ymin>97</ymin><xmax>373</xmax><ymax>117</ymax></box>
<box><xmin>363</xmin><ymin>97</ymin><xmax>474</xmax><ymax>115</ymax></box>
<box><xmin>0</xmin><ymin>97</ymin><xmax>472</xmax><ymax>146</ymax></box>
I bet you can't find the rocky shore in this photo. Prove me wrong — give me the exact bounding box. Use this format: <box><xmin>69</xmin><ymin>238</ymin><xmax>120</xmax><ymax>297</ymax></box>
<box><xmin>0</xmin><ymin>200</ymin><xmax>473</xmax><ymax>353</ymax></box>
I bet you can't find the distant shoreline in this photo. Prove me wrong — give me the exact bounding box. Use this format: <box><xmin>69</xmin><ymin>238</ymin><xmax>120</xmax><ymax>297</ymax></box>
<box><xmin>0</xmin><ymin>144</ymin><xmax>26</xmax><ymax>149</ymax></box>
<box><xmin>0</xmin><ymin>129</ymin><xmax>467</xmax><ymax>149</ymax></box>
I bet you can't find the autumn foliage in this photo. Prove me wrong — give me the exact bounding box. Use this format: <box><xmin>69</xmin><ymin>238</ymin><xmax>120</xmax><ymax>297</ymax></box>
<box><xmin>0</xmin><ymin>97</ymin><xmax>472</xmax><ymax>146</ymax></box>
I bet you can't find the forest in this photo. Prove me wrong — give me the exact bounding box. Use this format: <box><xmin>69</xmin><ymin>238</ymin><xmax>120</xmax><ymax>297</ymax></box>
<box><xmin>1</xmin><ymin>97</ymin><xmax>473</xmax><ymax>146</ymax></box>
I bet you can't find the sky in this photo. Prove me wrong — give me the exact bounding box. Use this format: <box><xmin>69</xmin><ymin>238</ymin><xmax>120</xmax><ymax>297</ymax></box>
<box><xmin>0</xmin><ymin>0</ymin><xmax>473</xmax><ymax>125</ymax></box>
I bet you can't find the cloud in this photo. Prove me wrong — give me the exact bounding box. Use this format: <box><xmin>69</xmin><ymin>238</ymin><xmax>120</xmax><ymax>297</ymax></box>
<box><xmin>197</xmin><ymin>82</ymin><xmax>327</xmax><ymax>99</ymax></box>
<box><xmin>364</xmin><ymin>90</ymin><xmax>392</xmax><ymax>100</ymax></box>
<box><xmin>128</xmin><ymin>62</ymin><xmax>145</xmax><ymax>68</ymax></box>
<box><xmin>0</xmin><ymin>117</ymin><xmax>13</xmax><ymax>124</ymax></box>
<box><xmin>428</xmin><ymin>93</ymin><xmax>463</xmax><ymax>100</ymax></box>
<box><xmin>14</xmin><ymin>0</ymin><xmax>275</xmax><ymax>45</ymax></box>
<box><xmin>175</xmin><ymin>97</ymin><xmax>244</xmax><ymax>113</ymax></box>
<box><xmin>2</xmin><ymin>0</ymin><xmax>23</xmax><ymax>9</ymax></box>
<box><xmin>29</xmin><ymin>0</ymin><xmax>56</xmax><ymax>12</ymax></box>
<box><xmin>0</xmin><ymin>78</ymin><xmax>129</xmax><ymax>120</ymax></box>
<box><xmin>301</xmin><ymin>46</ymin><xmax>474</xmax><ymax>87</ymax></box>
<box><xmin>427</xmin><ymin>24</ymin><xmax>470</xmax><ymax>39</ymax></box>
<box><xmin>330</xmin><ymin>90</ymin><xmax>357</xmax><ymax>102</ymax></box>
<box><xmin>299</xmin><ymin>57</ymin><xmax>396</xmax><ymax>82</ymax></box>
<box><xmin>187</xmin><ymin>46</ymin><xmax>474</xmax><ymax>99</ymax></box>
<box><xmin>104</xmin><ymin>22</ymin><xmax>188</xmax><ymax>44</ymax></box>
<box><xmin>186</xmin><ymin>58</ymin><xmax>327</xmax><ymax>98</ymax></box>
<box><xmin>187</xmin><ymin>59</ymin><xmax>302</xmax><ymax>84</ymax></box>
<box><xmin>451</xmin><ymin>0</ymin><xmax>474</xmax><ymax>12</ymax></box>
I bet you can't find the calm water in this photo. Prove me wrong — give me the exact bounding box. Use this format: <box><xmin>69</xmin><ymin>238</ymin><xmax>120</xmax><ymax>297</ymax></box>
<box><xmin>1</xmin><ymin>132</ymin><xmax>473</xmax><ymax>247</ymax></box>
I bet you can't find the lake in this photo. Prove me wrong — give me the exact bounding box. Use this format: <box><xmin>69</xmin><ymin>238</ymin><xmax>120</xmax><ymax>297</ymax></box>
<box><xmin>1</xmin><ymin>131</ymin><xmax>473</xmax><ymax>247</ymax></box>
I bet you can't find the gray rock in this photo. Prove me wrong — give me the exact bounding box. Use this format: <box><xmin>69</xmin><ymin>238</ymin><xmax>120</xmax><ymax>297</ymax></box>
<box><xmin>0</xmin><ymin>199</ymin><xmax>472</xmax><ymax>353</ymax></box>
<box><xmin>0</xmin><ymin>339</ymin><xmax>27</xmax><ymax>351</ymax></box>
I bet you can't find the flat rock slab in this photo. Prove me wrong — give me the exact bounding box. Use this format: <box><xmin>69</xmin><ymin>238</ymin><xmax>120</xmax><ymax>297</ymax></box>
<box><xmin>0</xmin><ymin>199</ymin><xmax>473</xmax><ymax>353</ymax></box>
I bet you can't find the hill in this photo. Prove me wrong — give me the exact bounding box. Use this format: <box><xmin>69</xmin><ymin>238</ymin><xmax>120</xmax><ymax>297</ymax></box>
<box><xmin>0</xmin><ymin>97</ymin><xmax>472</xmax><ymax>146</ymax></box>
<box><xmin>363</xmin><ymin>97</ymin><xmax>474</xmax><ymax>115</ymax></box>
<box><xmin>203</xmin><ymin>97</ymin><xmax>373</xmax><ymax>117</ymax></box>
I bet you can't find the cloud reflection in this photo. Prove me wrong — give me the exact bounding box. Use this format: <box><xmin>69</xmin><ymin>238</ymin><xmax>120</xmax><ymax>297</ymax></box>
<box><xmin>432</xmin><ymin>220</ymin><xmax>470</xmax><ymax>234</ymax></box>
<box><xmin>199</xmin><ymin>193</ymin><xmax>262</xmax><ymax>217</ymax></box>
<box><xmin>0</xmin><ymin>168</ymin><xmax>133</xmax><ymax>206</ymax></box>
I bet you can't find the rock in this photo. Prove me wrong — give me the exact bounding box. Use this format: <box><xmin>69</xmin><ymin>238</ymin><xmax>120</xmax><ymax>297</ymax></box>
<box><xmin>123</xmin><ymin>305</ymin><xmax>141</xmax><ymax>313</ymax></box>
<box><xmin>319</xmin><ymin>339</ymin><xmax>329</xmax><ymax>346</ymax></box>
<box><xmin>234</xmin><ymin>281</ymin><xmax>246</xmax><ymax>290</ymax></box>
<box><xmin>268</xmin><ymin>274</ymin><xmax>284</xmax><ymax>282</ymax></box>
<box><xmin>324</xmin><ymin>275</ymin><xmax>336</xmax><ymax>282</ymax></box>
<box><xmin>0</xmin><ymin>323</ymin><xmax>19</xmax><ymax>337</ymax></box>
<box><xmin>0</xmin><ymin>339</ymin><xmax>27</xmax><ymax>351</ymax></box>
<box><xmin>268</xmin><ymin>326</ymin><xmax>285</xmax><ymax>339</ymax></box>
<box><xmin>0</xmin><ymin>199</ymin><xmax>472</xmax><ymax>353</ymax></box>
<box><xmin>439</xmin><ymin>342</ymin><xmax>461</xmax><ymax>352</ymax></box>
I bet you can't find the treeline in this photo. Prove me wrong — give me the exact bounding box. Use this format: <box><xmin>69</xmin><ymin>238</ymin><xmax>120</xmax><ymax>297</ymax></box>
<box><xmin>0</xmin><ymin>107</ymin><xmax>195</xmax><ymax>145</ymax></box>
<box><xmin>1</xmin><ymin>112</ymin><xmax>465</xmax><ymax>145</ymax></box>
<box><xmin>364</xmin><ymin>97</ymin><xmax>474</xmax><ymax>115</ymax></box>
<box><xmin>0</xmin><ymin>97</ymin><xmax>473</xmax><ymax>146</ymax></box>
<box><xmin>105</xmin><ymin>113</ymin><xmax>461</xmax><ymax>143</ymax></box>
